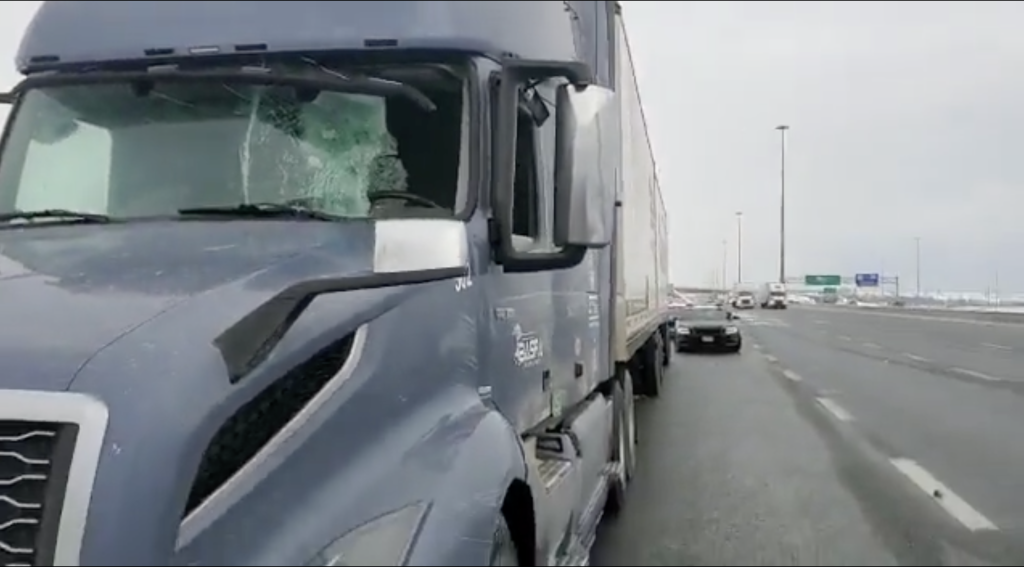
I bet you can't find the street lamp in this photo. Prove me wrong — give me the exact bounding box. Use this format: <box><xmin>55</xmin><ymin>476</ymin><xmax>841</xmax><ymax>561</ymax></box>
<box><xmin>735</xmin><ymin>211</ymin><xmax>743</xmax><ymax>285</ymax></box>
<box><xmin>775</xmin><ymin>125</ymin><xmax>789</xmax><ymax>284</ymax></box>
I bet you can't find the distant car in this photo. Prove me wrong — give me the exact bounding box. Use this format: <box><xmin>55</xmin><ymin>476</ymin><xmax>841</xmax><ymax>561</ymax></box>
<box><xmin>673</xmin><ymin>308</ymin><xmax>742</xmax><ymax>353</ymax></box>
<box><xmin>669</xmin><ymin>304</ymin><xmax>715</xmax><ymax>335</ymax></box>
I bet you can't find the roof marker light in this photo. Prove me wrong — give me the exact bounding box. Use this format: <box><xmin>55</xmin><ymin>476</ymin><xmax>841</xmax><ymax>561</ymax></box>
<box><xmin>188</xmin><ymin>46</ymin><xmax>222</xmax><ymax>55</ymax></box>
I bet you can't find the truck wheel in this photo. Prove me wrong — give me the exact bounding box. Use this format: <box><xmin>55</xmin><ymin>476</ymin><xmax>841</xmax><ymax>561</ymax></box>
<box><xmin>489</xmin><ymin>515</ymin><xmax>520</xmax><ymax>566</ymax></box>
<box><xmin>621</xmin><ymin>372</ymin><xmax>638</xmax><ymax>475</ymax></box>
<box><xmin>644</xmin><ymin>337</ymin><xmax>663</xmax><ymax>398</ymax></box>
<box><xmin>606</xmin><ymin>379</ymin><xmax>635</xmax><ymax>516</ymax></box>
<box><xmin>662</xmin><ymin>330</ymin><xmax>673</xmax><ymax>367</ymax></box>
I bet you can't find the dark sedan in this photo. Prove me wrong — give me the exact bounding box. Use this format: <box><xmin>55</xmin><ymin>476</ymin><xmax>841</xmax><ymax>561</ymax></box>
<box><xmin>672</xmin><ymin>308</ymin><xmax>742</xmax><ymax>353</ymax></box>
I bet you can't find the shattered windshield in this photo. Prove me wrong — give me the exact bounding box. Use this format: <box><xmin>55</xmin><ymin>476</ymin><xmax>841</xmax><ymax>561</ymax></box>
<box><xmin>0</xmin><ymin>76</ymin><xmax>449</xmax><ymax>219</ymax></box>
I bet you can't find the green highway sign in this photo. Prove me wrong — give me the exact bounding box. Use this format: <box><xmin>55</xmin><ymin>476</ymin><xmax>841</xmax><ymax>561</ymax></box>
<box><xmin>805</xmin><ymin>275</ymin><xmax>841</xmax><ymax>286</ymax></box>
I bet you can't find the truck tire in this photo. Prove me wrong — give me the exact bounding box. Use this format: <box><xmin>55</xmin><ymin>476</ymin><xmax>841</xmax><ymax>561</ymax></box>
<box><xmin>622</xmin><ymin>368</ymin><xmax>639</xmax><ymax>458</ymax></box>
<box><xmin>489</xmin><ymin>515</ymin><xmax>520</xmax><ymax>566</ymax></box>
<box><xmin>662</xmin><ymin>328</ymin><xmax>673</xmax><ymax>367</ymax></box>
<box><xmin>643</xmin><ymin>336</ymin><xmax>663</xmax><ymax>398</ymax></box>
<box><xmin>606</xmin><ymin>378</ymin><xmax>635</xmax><ymax>516</ymax></box>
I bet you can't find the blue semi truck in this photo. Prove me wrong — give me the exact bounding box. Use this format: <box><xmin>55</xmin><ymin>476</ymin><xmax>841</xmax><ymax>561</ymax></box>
<box><xmin>0</xmin><ymin>1</ymin><xmax>672</xmax><ymax>564</ymax></box>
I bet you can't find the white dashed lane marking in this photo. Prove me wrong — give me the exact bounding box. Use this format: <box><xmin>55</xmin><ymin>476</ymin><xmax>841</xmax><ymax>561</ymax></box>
<box><xmin>782</xmin><ymin>369</ymin><xmax>802</xmax><ymax>382</ymax></box>
<box><xmin>981</xmin><ymin>342</ymin><xmax>1011</xmax><ymax>351</ymax></box>
<box><xmin>755</xmin><ymin>332</ymin><xmax>1000</xmax><ymax>535</ymax></box>
<box><xmin>890</xmin><ymin>458</ymin><xmax>998</xmax><ymax>532</ymax></box>
<box><xmin>950</xmin><ymin>367</ymin><xmax>1002</xmax><ymax>382</ymax></box>
<box><xmin>816</xmin><ymin>397</ymin><xmax>853</xmax><ymax>422</ymax></box>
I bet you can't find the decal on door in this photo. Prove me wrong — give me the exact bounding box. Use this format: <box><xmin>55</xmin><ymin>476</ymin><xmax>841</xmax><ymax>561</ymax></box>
<box><xmin>512</xmin><ymin>324</ymin><xmax>544</xmax><ymax>367</ymax></box>
<box><xmin>587</xmin><ymin>293</ymin><xmax>601</xmax><ymax>328</ymax></box>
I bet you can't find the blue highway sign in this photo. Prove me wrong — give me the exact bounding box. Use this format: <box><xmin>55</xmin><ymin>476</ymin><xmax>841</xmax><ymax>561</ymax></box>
<box><xmin>855</xmin><ymin>273</ymin><xmax>880</xmax><ymax>287</ymax></box>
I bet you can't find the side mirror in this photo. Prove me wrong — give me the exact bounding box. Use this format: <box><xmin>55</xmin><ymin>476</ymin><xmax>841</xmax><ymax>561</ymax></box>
<box><xmin>0</xmin><ymin>92</ymin><xmax>12</xmax><ymax>105</ymax></box>
<box><xmin>553</xmin><ymin>83</ymin><xmax>614</xmax><ymax>249</ymax></box>
<box><xmin>492</xmin><ymin>58</ymin><xmax>604</xmax><ymax>273</ymax></box>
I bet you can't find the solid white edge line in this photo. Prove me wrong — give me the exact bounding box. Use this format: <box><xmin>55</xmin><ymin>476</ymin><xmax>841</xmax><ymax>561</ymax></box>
<box><xmin>816</xmin><ymin>397</ymin><xmax>853</xmax><ymax>422</ymax></box>
<box><xmin>950</xmin><ymin>367</ymin><xmax>1002</xmax><ymax>382</ymax></box>
<box><xmin>782</xmin><ymin>369</ymin><xmax>802</xmax><ymax>382</ymax></box>
<box><xmin>889</xmin><ymin>458</ymin><xmax>998</xmax><ymax>531</ymax></box>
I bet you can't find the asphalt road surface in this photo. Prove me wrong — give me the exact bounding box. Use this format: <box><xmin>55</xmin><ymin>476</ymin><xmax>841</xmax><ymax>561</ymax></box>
<box><xmin>591</xmin><ymin>306</ymin><xmax>1024</xmax><ymax>566</ymax></box>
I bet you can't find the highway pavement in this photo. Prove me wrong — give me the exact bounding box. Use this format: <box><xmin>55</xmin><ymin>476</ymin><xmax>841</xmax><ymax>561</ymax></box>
<box><xmin>591</xmin><ymin>306</ymin><xmax>1024</xmax><ymax>565</ymax></box>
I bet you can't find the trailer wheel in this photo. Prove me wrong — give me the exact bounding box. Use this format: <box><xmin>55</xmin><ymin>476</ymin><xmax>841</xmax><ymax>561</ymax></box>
<box><xmin>662</xmin><ymin>327</ymin><xmax>673</xmax><ymax>367</ymax></box>
<box><xmin>489</xmin><ymin>515</ymin><xmax>520</xmax><ymax>566</ymax></box>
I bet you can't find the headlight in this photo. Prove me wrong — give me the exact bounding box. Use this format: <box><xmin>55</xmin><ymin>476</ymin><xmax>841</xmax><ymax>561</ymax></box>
<box><xmin>311</xmin><ymin>501</ymin><xmax>428</xmax><ymax>566</ymax></box>
<box><xmin>725</xmin><ymin>326</ymin><xmax>738</xmax><ymax>334</ymax></box>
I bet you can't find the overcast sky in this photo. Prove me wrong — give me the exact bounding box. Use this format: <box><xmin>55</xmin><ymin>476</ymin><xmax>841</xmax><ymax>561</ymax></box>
<box><xmin>1</xmin><ymin>1</ymin><xmax>1022</xmax><ymax>293</ymax></box>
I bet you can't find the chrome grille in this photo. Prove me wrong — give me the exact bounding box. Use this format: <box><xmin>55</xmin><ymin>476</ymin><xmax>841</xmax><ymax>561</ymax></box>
<box><xmin>0</xmin><ymin>421</ymin><xmax>76</xmax><ymax>567</ymax></box>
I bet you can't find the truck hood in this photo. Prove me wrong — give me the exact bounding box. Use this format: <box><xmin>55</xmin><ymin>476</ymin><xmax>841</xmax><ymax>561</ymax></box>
<box><xmin>0</xmin><ymin>220</ymin><xmax>392</xmax><ymax>391</ymax></box>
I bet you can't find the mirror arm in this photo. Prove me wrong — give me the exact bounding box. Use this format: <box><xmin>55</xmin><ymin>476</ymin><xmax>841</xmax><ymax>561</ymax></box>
<box><xmin>0</xmin><ymin>92</ymin><xmax>13</xmax><ymax>105</ymax></box>
<box><xmin>491</xmin><ymin>60</ymin><xmax>590</xmax><ymax>273</ymax></box>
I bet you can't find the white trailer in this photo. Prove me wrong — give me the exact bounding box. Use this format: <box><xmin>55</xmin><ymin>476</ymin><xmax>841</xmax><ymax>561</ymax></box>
<box><xmin>612</xmin><ymin>9</ymin><xmax>674</xmax><ymax>393</ymax></box>
<box><xmin>758</xmin><ymin>282</ymin><xmax>788</xmax><ymax>309</ymax></box>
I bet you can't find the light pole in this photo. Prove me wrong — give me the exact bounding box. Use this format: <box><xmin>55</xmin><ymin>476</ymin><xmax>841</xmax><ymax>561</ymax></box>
<box><xmin>775</xmin><ymin>125</ymin><xmax>789</xmax><ymax>285</ymax></box>
<box><xmin>722</xmin><ymin>239</ymin><xmax>728</xmax><ymax>291</ymax></box>
<box><xmin>914</xmin><ymin>236</ymin><xmax>921</xmax><ymax>297</ymax></box>
<box><xmin>735</xmin><ymin>211</ymin><xmax>743</xmax><ymax>285</ymax></box>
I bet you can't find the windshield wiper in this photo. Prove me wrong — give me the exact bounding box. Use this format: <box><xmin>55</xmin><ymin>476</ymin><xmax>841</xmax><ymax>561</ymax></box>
<box><xmin>0</xmin><ymin>209</ymin><xmax>112</xmax><ymax>223</ymax></box>
<box><xmin>178</xmin><ymin>203</ymin><xmax>344</xmax><ymax>221</ymax></box>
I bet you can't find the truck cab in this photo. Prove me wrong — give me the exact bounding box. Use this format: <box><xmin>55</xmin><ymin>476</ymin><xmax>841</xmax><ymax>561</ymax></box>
<box><xmin>732</xmin><ymin>288</ymin><xmax>756</xmax><ymax>310</ymax></box>
<box><xmin>0</xmin><ymin>1</ymin><xmax>672</xmax><ymax>565</ymax></box>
